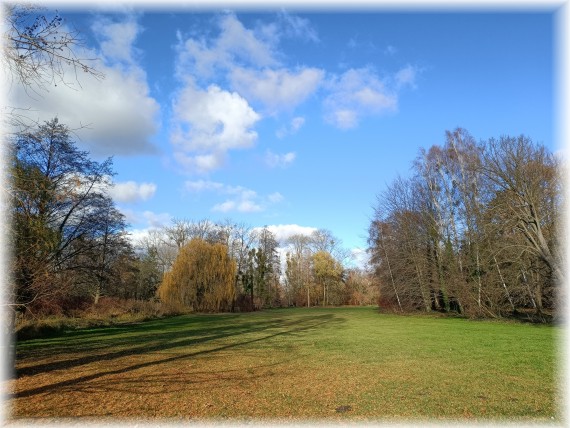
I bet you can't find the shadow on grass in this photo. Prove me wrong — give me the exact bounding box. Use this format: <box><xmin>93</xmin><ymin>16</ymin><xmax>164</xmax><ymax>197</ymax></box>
<box><xmin>11</xmin><ymin>312</ymin><xmax>344</xmax><ymax>400</ymax></box>
<box><xmin>16</xmin><ymin>316</ymin><xmax>282</xmax><ymax>376</ymax></box>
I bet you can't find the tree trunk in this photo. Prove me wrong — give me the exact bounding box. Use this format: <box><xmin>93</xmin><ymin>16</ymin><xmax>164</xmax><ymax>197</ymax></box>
<box><xmin>94</xmin><ymin>284</ymin><xmax>101</xmax><ymax>305</ymax></box>
<box><xmin>521</xmin><ymin>270</ymin><xmax>537</xmax><ymax>310</ymax></box>
<box><xmin>494</xmin><ymin>256</ymin><xmax>515</xmax><ymax>311</ymax></box>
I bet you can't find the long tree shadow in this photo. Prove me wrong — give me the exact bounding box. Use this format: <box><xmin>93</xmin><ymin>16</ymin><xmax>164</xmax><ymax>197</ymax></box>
<box><xmin>15</xmin><ymin>313</ymin><xmax>254</xmax><ymax>359</ymax></box>
<box><xmin>16</xmin><ymin>317</ymin><xmax>284</xmax><ymax>377</ymax></box>
<box><xmin>11</xmin><ymin>313</ymin><xmax>345</xmax><ymax>400</ymax></box>
<box><xmin>49</xmin><ymin>359</ymin><xmax>295</xmax><ymax>398</ymax></box>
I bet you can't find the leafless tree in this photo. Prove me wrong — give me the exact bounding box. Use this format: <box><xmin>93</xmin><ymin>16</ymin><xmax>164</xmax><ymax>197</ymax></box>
<box><xmin>479</xmin><ymin>135</ymin><xmax>562</xmax><ymax>285</ymax></box>
<box><xmin>3</xmin><ymin>4</ymin><xmax>103</xmax><ymax>96</ymax></box>
<box><xmin>369</xmin><ymin>130</ymin><xmax>561</xmax><ymax>320</ymax></box>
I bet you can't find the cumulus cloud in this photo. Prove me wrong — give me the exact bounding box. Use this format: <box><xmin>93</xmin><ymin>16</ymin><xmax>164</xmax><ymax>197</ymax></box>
<box><xmin>184</xmin><ymin>179</ymin><xmax>225</xmax><ymax>193</ymax></box>
<box><xmin>554</xmin><ymin>148</ymin><xmax>568</xmax><ymax>162</ymax></box>
<box><xmin>8</xmin><ymin>17</ymin><xmax>160</xmax><ymax>157</ymax></box>
<box><xmin>126</xmin><ymin>228</ymin><xmax>150</xmax><ymax>245</ymax></box>
<box><xmin>211</xmin><ymin>184</ymin><xmax>262</xmax><ymax>213</ymax></box>
<box><xmin>230</xmin><ymin>67</ymin><xmax>324</xmax><ymax>114</ymax></box>
<box><xmin>329</xmin><ymin>109</ymin><xmax>358</xmax><ymax>130</ymax></box>
<box><xmin>117</xmin><ymin>208</ymin><xmax>171</xmax><ymax>232</ymax></box>
<box><xmin>254</xmin><ymin>224</ymin><xmax>318</xmax><ymax>244</ymax></box>
<box><xmin>268</xmin><ymin>192</ymin><xmax>284</xmax><ymax>203</ymax></box>
<box><xmin>142</xmin><ymin>210</ymin><xmax>172</xmax><ymax>228</ymax></box>
<box><xmin>171</xmin><ymin>80</ymin><xmax>260</xmax><ymax>174</ymax></box>
<box><xmin>350</xmin><ymin>247</ymin><xmax>371</xmax><ymax>269</ymax></box>
<box><xmin>92</xmin><ymin>17</ymin><xmax>141</xmax><ymax>65</ymax></box>
<box><xmin>173</xmin><ymin>152</ymin><xmax>226</xmax><ymax>175</ymax></box>
<box><xmin>123</xmin><ymin>214</ymin><xmax>172</xmax><ymax>247</ymax></box>
<box><xmin>176</xmin><ymin>11</ymin><xmax>320</xmax><ymax>81</ymax></box>
<box><xmin>277</xmin><ymin>11</ymin><xmax>320</xmax><ymax>43</ymax></box>
<box><xmin>291</xmin><ymin>117</ymin><xmax>305</xmax><ymax>132</ymax></box>
<box><xmin>323</xmin><ymin>68</ymin><xmax>398</xmax><ymax>129</ymax></box>
<box><xmin>176</xmin><ymin>13</ymin><xmax>278</xmax><ymax>81</ymax></box>
<box><xmin>175</xmin><ymin>13</ymin><xmax>321</xmax><ymax>117</ymax></box>
<box><xmin>265</xmin><ymin>150</ymin><xmax>296</xmax><ymax>168</ymax></box>
<box><xmin>276</xmin><ymin>116</ymin><xmax>305</xmax><ymax>138</ymax></box>
<box><xmin>170</xmin><ymin>13</ymin><xmax>326</xmax><ymax>171</ymax></box>
<box><xmin>213</xmin><ymin>199</ymin><xmax>263</xmax><ymax>213</ymax></box>
<box><xmin>256</xmin><ymin>11</ymin><xmax>320</xmax><ymax>48</ymax></box>
<box><xmin>109</xmin><ymin>180</ymin><xmax>157</xmax><ymax>203</ymax></box>
<box><xmin>184</xmin><ymin>180</ymin><xmax>283</xmax><ymax>213</ymax></box>
<box><xmin>395</xmin><ymin>64</ymin><xmax>418</xmax><ymax>89</ymax></box>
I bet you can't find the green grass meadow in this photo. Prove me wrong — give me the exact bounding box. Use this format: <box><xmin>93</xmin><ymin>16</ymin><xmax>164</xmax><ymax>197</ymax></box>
<box><xmin>8</xmin><ymin>307</ymin><xmax>562</xmax><ymax>422</ymax></box>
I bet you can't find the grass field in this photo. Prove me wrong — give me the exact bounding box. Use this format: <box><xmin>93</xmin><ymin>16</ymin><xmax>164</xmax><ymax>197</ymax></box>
<box><xmin>6</xmin><ymin>306</ymin><xmax>562</xmax><ymax>423</ymax></box>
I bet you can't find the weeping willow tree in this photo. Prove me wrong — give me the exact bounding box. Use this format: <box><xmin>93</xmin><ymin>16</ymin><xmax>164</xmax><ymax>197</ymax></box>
<box><xmin>158</xmin><ymin>238</ymin><xmax>236</xmax><ymax>312</ymax></box>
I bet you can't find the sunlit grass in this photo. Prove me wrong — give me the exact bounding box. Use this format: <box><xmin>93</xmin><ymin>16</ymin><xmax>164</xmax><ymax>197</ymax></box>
<box><xmin>8</xmin><ymin>307</ymin><xmax>561</xmax><ymax>422</ymax></box>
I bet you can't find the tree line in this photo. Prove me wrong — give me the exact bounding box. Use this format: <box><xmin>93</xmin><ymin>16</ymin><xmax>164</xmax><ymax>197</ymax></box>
<box><xmin>142</xmin><ymin>219</ymin><xmax>376</xmax><ymax>312</ymax></box>
<box><xmin>8</xmin><ymin>118</ymin><xmax>376</xmax><ymax>317</ymax></box>
<box><xmin>367</xmin><ymin>128</ymin><xmax>562</xmax><ymax>320</ymax></box>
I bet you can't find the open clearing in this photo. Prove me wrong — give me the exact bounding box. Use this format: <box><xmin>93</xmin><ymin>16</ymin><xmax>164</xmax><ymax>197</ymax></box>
<box><xmin>6</xmin><ymin>307</ymin><xmax>561</xmax><ymax>422</ymax></box>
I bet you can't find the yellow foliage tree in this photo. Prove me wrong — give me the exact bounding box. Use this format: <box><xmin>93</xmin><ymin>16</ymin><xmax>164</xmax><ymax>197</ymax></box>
<box><xmin>158</xmin><ymin>238</ymin><xmax>236</xmax><ymax>312</ymax></box>
<box><xmin>312</xmin><ymin>250</ymin><xmax>344</xmax><ymax>306</ymax></box>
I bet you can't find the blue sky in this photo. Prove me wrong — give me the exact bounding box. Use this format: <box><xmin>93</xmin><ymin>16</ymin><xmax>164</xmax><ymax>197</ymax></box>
<box><xmin>8</xmin><ymin>6</ymin><xmax>557</xmax><ymax>266</ymax></box>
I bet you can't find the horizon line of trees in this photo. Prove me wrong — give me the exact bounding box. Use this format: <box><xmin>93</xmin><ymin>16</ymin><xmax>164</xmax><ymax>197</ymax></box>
<box><xmin>142</xmin><ymin>218</ymin><xmax>376</xmax><ymax>312</ymax></box>
<box><xmin>8</xmin><ymin>118</ymin><xmax>376</xmax><ymax>317</ymax></box>
<box><xmin>367</xmin><ymin>128</ymin><xmax>563</xmax><ymax>320</ymax></box>
<box><xmin>8</xmin><ymin>123</ymin><xmax>562</xmax><ymax>322</ymax></box>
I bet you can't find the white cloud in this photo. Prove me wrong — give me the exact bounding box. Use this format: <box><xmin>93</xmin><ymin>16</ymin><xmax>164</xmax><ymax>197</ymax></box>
<box><xmin>212</xmin><ymin>196</ymin><xmax>263</xmax><ymax>214</ymax></box>
<box><xmin>277</xmin><ymin>11</ymin><xmax>320</xmax><ymax>43</ymax></box>
<box><xmin>291</xmin><ymin>116</ymin><xmax>305</xmax><ymax>132</ymax></box>
<box><xmin>226</xmin><ymin>185</ymin><xmax>257</xmax><ymax>200</ymax></box>
<box><xmin>254</xmin><ymin>224</ymin><xmax>317</xmax><ymax>244</ymax></box>
<box><xmin>554</xmin><ymin>147</ymin><xmax>568</xmax><ymax>162</ymax></box>
<box><xmin>109</xmin><ymin>181</ymin><xmax>157</xmax><ymax>203</ymax></box>
<box><xmin>117</xmin><ymin>208</ymin><xmax>171</xmax><ymax>231</ymax></box>
<box><xmin>268</xmin><ymin>192</ymin><xmax>284</xmax><ymax>203</ymax></box>
<box><xmin>276</xmin><ymin>116</ymin><xmax>305</xmax><ymax>138</ymax></box>
<box><xmin>7</xmin><ymin>18</ymin><xmax>160</xmax><ymax>157</ymax></box>
<box><xmin>174</xmin><ymin>152</ymin><xmax>226</xmax><ymax>175</ymax></box>
<box><xmin>230</xmin><ymin>67</ymin><xmax>324</xmax><ymax>114</ymax></box>
<box><xmin>265</xmin><ymin>150</ymin><xmax>296</xmax><ymax>168</ymax></box>
<box><xmin>92</xmin><ymin>17</ymin><xmax>140</xmax><ymax>65</ymax></box>
<box><xmin>171</xmin><ymin>13</ymin><xmax>324</xmax><ymax>171</ymax></box>
<box><xmin>184</xmin><ymin>180</ymin><xmax>225</xmax><ymax>193</ymax></box>
<box><xmin>350</xmin><ymin>247</ymin><xmax>371</xmax><ymax>270</ymax></box>
<box><xmin>213</xmin><ymin>199</ymin><xmax>263</xmax><ymax>213</ymax></box>
<box><xmin>176</xmin><ymin>11</ymin><xmax>319</xmax><ymax>82</ymax></box>
<box><xmin>176</xmin><ymin>13</ymin><xmax>278</xmax><ymax>80</ymax></box>
<box><xmin>176</xmin><ymin>13</ymin><xmax>321</xmax><ymax>117</ymax></box>
<box><xmin>142</xmin><ymin>211</ymin><xmax>172</xmax><ymax>228</ymax></box>
<box><xmin>324</xmin><ymin>68</ymin><xmax>398</xmax><ymax>130</ymax></box>
<box><xmin>184</xmin><ymin>180</ymin><xmax>283</xmax><ymax>214</ymax></box>
<box><xmin>329</xmin><ymin>109</ymin><xmax>358</xmax><ymax>130</ymax></box>
<box><xmin>395</xmin><ymin>64</ymin><xmax>418</xmax><ymax>89</ymax></box>
<box><xmin>126</xmin><ymin>228</ymin><xmax>153</xmax><ymax>247</ymax></box>
<box><xmin>171</xmin><ymin>80</ymin><xmax>260</xmax><ymax>174</ymax></box>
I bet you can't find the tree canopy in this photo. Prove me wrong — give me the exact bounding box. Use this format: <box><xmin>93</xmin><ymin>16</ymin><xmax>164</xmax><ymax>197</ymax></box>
<box><xmin>158</xmin><ymin>238</ymin><xmax>236</xmax><ymax>313</ymax></box>
<box><xmin>368</xmin><ymin>129</ymin><xmax>561</xmax><ymax>320</ymax></box>
<box><xmin>10</xmin><ymin>118</ymin><xmax>128</xmax><ymax>313</ymax></box>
